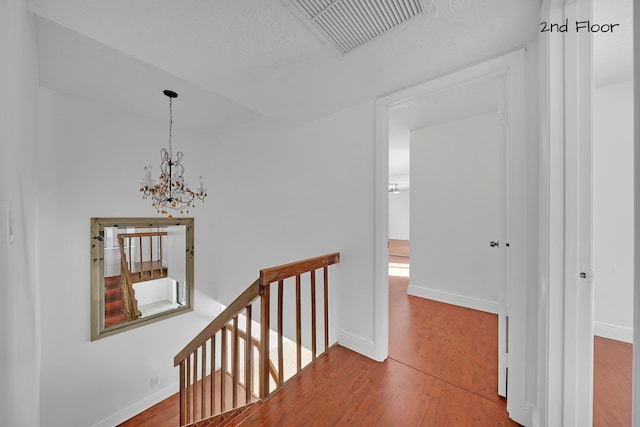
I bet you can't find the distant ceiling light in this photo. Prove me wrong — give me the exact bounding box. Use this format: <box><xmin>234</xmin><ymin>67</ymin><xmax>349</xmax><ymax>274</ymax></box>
<box><xmin>389</xmin><ymin>184</ymin><xmax>401</xmax><ymax>194</ymax></box>
<box><xmin>287</xmin><ymin>0</ymin><xmax>425</xmax><ymax>56</ymax></box>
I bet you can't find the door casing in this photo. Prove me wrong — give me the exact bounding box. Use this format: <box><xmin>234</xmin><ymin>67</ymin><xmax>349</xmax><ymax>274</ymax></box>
<box><xmin>374</xmin><ymin>49</ymin><xmax>530</xmax><ymax>425</ymax></box>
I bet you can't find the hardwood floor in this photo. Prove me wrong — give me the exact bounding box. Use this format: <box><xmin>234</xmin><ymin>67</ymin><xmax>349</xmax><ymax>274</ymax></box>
<box><xmin>594</xmin><ymin>336</ymin><xmax>632</xmax><ymax>426</ymax></box>
<box><xmin>239</xmin><ymin>271</ymin><xmax>517</xmax><ymax>425</ymax></box>
<box><xmin>120</xmin><ymin>256</ymin><xmax>516</xmax><ymax>426</ymax></box>
<box><xmin>119</xmin><ymin>393</ymin><xmax>180</xmax><ymax>427</ymax></box>
<box><xmin>240</xmin><ymin>345</ymin><xmax>518</xmax><ymax>427</ymax></box>
<box><xmin>118</xmin><ymin>370</ymin><xmax>250</xmax><ymax>427</ymax></box>
<box><xmin>118</xmin><ymin>252</ymin><xmax>632</xmax><ymax>426</ymax></box>
<box><xmin>389</xmin><ymin>272</ymin><xmax>501</xmax><ymax>405</ymax></box>
<box><xmin>388</xmin><ymin>239</ymin><xmax>410</xmax><ymax>257</ymax></box>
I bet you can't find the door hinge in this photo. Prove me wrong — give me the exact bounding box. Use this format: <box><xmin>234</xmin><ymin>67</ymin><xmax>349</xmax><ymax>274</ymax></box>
<box><xmin>498</xmin><ymin>110</ymin><xmax>508</xmax><ymax>128</ymax></box>
<box><xmin>579</xmin><ymin>270</ymin><xmax>594</xmax><ymax>279</ymax></box>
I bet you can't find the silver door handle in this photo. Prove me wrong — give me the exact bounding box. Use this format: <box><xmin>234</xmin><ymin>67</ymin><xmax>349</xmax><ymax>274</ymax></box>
<box><xmin>490</xmin><ymin>241</ymin><xmax>499</xmax><ymax>248</ymax></box>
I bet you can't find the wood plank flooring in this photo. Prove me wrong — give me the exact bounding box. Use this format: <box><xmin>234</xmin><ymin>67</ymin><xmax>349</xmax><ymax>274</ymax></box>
<box><xmin>594</xmin><ymin>336</ymin><xmax>632</xmax><ymax>426</ymax></box>
<box><xmin>120</xmin><ymin>262</ymin><xmax>515</xmax><ymax>425</ymax></box>
<box><xmin>240</xmin><ymin>345</ymin><xmax>518</xmax><ymax>427</ymax></box>
<box><xmin>118</xmin><ymin>371</ymin><xmax>250</xmax><ymax>427</ymax></box>
<box><xmin>389</xmin><ymin>272</ymin><xmax>501</xmax><ymax>405</ymax></box>
<box><xmin>118</xmin><ymin>252</ymin><xmax>632</xmax><ymax>426</ymax></box>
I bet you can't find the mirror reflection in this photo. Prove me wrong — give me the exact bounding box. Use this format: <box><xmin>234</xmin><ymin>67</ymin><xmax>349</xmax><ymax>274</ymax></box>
<box><xmin>91</xmin><ymin>218</ymin><xmax>194</xmax><ymax>340</ymax></box>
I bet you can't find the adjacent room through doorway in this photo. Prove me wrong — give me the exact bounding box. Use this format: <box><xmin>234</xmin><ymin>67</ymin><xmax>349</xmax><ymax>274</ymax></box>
<box><xmin>592</xmin><ymin>0</ymin><xmax>633</xmax><ymax>424</ymax></box>
<box><xmin>387</xmin><ymin>75</ymin><xmax>510</xmax><ymax>410</ymax></box>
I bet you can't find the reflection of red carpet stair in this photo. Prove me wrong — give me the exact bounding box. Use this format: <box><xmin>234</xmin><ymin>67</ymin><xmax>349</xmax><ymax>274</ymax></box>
<box><xmin>104</xmin><ymin>276</ymin><xmax>127</xmax><ymax>328</ymax></box>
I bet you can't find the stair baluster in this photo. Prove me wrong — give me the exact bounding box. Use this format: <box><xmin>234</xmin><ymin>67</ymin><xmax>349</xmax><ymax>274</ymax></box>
<box><xmin>174</xmin><ymin>253</ymin><xmax>340</xmax><ymax>426</ymax></box>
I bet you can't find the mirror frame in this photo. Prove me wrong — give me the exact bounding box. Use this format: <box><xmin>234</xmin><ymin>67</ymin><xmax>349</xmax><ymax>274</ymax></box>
<box><xmin>90</xmin><ymin>217</ymin><xmax>194</xmax><ymax>340</ymax></box>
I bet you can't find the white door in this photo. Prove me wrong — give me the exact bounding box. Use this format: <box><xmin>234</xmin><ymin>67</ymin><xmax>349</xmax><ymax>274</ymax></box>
<box><xmin>409</xmin><ymin>105</ymin><xmax>508</xmax><ymax>396</ymax></box>
<box><xmin>496</xmin><ymin>78</ymin><xmax>509</xmax><ymax>397</ymax></box>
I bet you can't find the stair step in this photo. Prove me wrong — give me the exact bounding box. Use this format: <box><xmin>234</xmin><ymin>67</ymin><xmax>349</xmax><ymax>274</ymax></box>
<box><xmin>105</xmin><ymin>300</ymin><xmax>125</xmax><ymax>314</ymax></box>
<box><xmin>188</xmin><ymin>401</ymin><xmax>263</xmax><ymax>427</ymax></box>
<box><xmin>105</xmin><ymin>288</ymin><xmax>122</xmax><ymax>302</ymax></box>
<box><xmin>104</xmin><ymin>276</ymin><xmax>121</xmax><ymax>289</ymax></box>
<box><xmin>227</xmin><ymin>400</ymin><xmax>263</xmax><ymax>426</ymax></box>
<box><xmin>104</xmin><ymin>312</ymin><xmax>127</xmax><ymax>328</ymax></box>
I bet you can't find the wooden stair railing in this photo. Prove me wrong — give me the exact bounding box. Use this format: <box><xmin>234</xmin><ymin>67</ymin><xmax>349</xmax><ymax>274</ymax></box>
<box><xmin>117</xmin><ymin>249</ymin><xmax>140</xmax><ymax>321</ymax></box>
<box><xmin>117</xmin><ymin>231</ymin><xmax>168</xmax><ymax>321</ymax></box>
<box><xmin>174</xmin><ymin>252</ymin><xmax>340</xmax><ymax>426</ymax></box>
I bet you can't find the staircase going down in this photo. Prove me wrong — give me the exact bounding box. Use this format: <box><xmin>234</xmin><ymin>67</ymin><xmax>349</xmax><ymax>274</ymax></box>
<box><xmin>188</xmin><ymin>401</ymin><xmax>264</xmax><ymax>427</ymax></box>
<box><xmin>104</xmin><ymin>275</ymin><xmax>127</xmax><ymax>328</ymax></box>
<box><xmin>174</xmin><ymin>253</ymin><xmax>340</xmax><ymax>426</ymax></box>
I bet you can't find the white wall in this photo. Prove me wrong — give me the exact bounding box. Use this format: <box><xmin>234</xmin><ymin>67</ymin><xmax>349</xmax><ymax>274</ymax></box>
<box><xmin>409</xmin><ymin>112</ymin><xmax>501</xmax><ymax>312</ymax></box>
<box><xmin>134</xmin><ymin>278</ymin><xmax>175</xmax><ymax>307</ymax></box>
<box><xmin>37</xmin><ymin>88</ymin><xmax>222</xmax><ymax>427</ymax></box>
<box><xmin>593</xmin><ymin>79</ymin><xmax>634</xmax><ymax>342</ymax></box>
<box><xmin>0</xmin><ymin>1</ymin><xmax>41</xmax><ymax>426</ymax></box>
<box><xmin>208</xmin><ymin>102</ymin><xmax>376</xmax><ymax>356</ymax></box>
<box><xmin>166</xmin><ymin>225</ymin><xmax>187</xmax><ymax>304</ymax></box>
<box><xmin>388</xmin><ymin>190</ymin><xmax>410</xmax><ymax>240</ymax></box>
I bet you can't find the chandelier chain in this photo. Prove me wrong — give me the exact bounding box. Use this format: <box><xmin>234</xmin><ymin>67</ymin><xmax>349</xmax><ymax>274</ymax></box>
<box><xmin>168</xmin><ymin>97</ymin><xmax>173</xmax><ymax>160</ymax></box>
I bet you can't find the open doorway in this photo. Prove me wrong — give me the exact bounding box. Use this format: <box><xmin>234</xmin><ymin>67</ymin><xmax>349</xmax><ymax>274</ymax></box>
<box><xmin>375</xmin><ymin>50</ymin><xmax>530</xmax><ymax>425</ymax></box>
<box><xmin>592</xmin><ymin>0</ymin><xmax>633</xmax><ymax>424</ymax></box>
<box><xmin>386</xmin><ymin>75</ymin><xmax>507</xmax><ymax>401</ymax></box>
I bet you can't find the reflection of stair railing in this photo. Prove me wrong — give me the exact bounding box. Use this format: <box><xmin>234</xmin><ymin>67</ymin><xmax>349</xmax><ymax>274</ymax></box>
<box><xmin>174</xmin><ymin>253</ymin><xmax>340</xmax><ymax>426</ymax></box>
<box><xmin>117</xmin><ymin>231</ymin><xmax>168</xmax><ymax>321</ymax></box>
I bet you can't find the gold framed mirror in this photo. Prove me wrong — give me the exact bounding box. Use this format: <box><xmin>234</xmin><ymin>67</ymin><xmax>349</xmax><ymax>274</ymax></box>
<box><xmin>90</xmin><ymin>217</ymin><xmax>194</xmax><ymax>340</ymax></box>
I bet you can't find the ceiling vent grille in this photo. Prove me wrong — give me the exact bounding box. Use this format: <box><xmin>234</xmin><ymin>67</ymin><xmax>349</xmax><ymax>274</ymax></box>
<box><xmin>287</xmin><ymin>0</ymin><xmax>425</xmax><ymax>56</ymax></box>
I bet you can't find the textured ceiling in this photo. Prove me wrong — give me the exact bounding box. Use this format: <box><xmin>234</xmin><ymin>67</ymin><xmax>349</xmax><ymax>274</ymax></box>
<box><xmin>35</xmin><ymin>16</ymin><xmax>260</xmax><ymax>137</ymax></box>
<box><xmin>29</xmin><ymin>0</ymin><xmax>541</xmax><ymax>131</ymax></box>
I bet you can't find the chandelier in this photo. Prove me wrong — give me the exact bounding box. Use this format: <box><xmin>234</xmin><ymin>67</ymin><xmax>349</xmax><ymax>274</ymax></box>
<box><xmin>140</xmin><ymin>90</ymin><xmax>207</xmax><ymax>218</ymax></box>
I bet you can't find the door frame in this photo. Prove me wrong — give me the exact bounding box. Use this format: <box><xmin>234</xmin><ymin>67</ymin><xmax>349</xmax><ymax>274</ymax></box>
<box><xmin>373</xmin><ymin>49</ymin><xmax>530</xmax><ymax>425</ymax></box>
<box><xmin>634</xmin><ymin>1</ymin><xmax>640</xmax><ymax>424</ymax></box>
<box><xmin>539</xmin><ymin>0</ymin><xmax>594</xmax><ymax>425</ymax></box>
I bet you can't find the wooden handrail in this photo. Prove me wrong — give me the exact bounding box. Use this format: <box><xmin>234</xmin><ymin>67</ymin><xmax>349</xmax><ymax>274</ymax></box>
<box><xmin>118</xmin><ymin>256</ymin><xmax>134</xmax><ymax>319</ymax></box>
<box><xmin>117</xmin><ymin>238</ymin><xmax>140</xmax><ymax>320</ymax></box>
<box><xmin>259</xmin><ymin>252</ymin><xmax>340</xmax><ymax>285</ymax></box>
<box><xmin>119</xmin><ymin>232</ymin><xmax>168</xmax><ymax>281</ymax></box>
<box><xmin>118</xmin><ymin>231</ymin><xmax>168</xmax><ymax>238</ymax></box>
<box><xmin>174</xmin><ymin>279</ymin><xmax>260</xmax><ymax>365</ymax></box>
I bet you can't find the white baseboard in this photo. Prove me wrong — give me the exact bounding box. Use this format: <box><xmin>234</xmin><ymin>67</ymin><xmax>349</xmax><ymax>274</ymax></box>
<box><xmin>594</xmin><ymin>321</ymin><xmax>633</xmax><ymax>343</ymax></box>
<box><xmin>337</xmin><ymin>330</ymin><xmax>377</xmax><ymax>361</ymax></box>
<box><xmin>407</xmin><ymin>284</ymin><xmax>498</xmax><ymax>314</ymax></box>
<box><xmin>514</xmin><ymin>403</ymin><xmax>535</xmax><ymax>427</ymax></box>
<box><xmin>530</xmin><ymin>406</ymin><xmax>540</xmax><ymax>427</ymax></box>
<box><xmin>91</xmin><ymin>382</ymin><xmax>179</xmax><ymax>427</ymax></box>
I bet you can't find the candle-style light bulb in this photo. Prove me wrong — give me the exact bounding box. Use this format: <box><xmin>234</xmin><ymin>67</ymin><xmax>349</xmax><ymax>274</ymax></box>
<box><xmin>142</xmin><ymin>165</ymin><xmax>153</xmax><ymax>187</ymax></box>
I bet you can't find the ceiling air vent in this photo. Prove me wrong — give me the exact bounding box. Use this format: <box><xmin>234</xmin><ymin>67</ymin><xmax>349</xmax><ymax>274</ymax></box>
<box><xmin>287</xmin><ymin>0</ymin><xmax>425</xmax><ymax>56</ymax></box>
